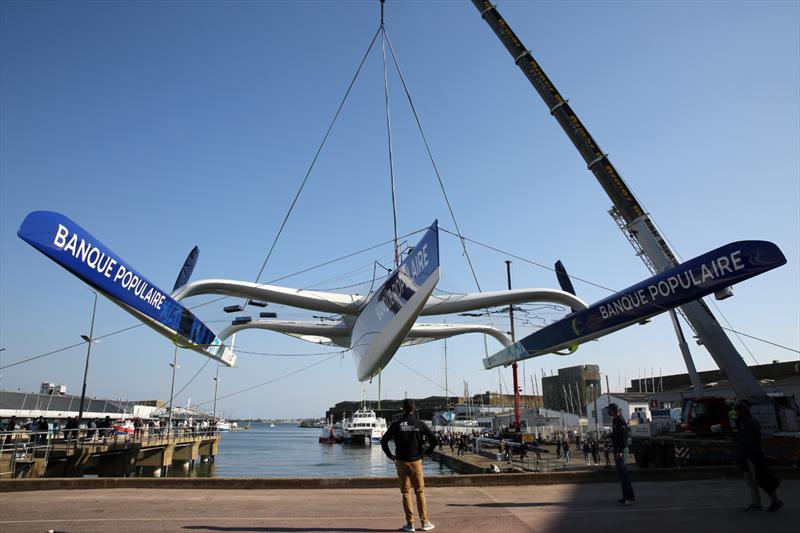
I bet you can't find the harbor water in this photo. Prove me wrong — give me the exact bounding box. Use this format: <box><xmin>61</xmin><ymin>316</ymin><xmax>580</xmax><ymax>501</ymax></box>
<box><xmin>163</xmin><ymin>423</ymin><xmax>455</xmax><ymax>478</ymax></box>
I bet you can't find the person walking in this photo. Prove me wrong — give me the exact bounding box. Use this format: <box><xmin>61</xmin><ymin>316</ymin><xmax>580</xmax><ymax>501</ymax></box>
<box><xmin>590</xmin><ymin>440</ymin><xmax>600</xmax><ymax>466</ymax></box>
<box><xmin>380</xmin><ymin>399</ymin><xmax>438</xmax><ymax>532</ymax></box>
<box><xmin>608</xmin><ymin>403</ymin><xmax>635</xmax><ymax>505</ymax></box>
<box><xmin>582</xmin><ymin>441</ymin><xmax>591</xmax><ymax>465</ymax></box>
<box><xmin>562</xmin><ymin>438</ymin><xmax>571</xmax><ymax>462</ymax></box>
<box><xmin>733</xmin><ymin>402</ymin><xmax>782</xmax><ymax>512</ymax></box>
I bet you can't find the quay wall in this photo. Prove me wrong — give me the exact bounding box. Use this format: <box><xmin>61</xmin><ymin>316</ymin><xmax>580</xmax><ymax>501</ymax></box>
<box><xmin>2</xmin><ymin>466</ymin><xmax>799</xmax><ymax>492</ymax></box>
<box><xmin>430</xmin><ymin>450</ymin><xmax>486</xmax><ymax>474</ymax></box>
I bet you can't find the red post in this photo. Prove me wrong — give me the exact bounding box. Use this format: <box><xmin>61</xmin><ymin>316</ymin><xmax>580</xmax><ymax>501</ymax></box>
<box><xmin>513</xmin><ymin>362</ymin><xmax>521</xmax><ymax>432</ymax></box>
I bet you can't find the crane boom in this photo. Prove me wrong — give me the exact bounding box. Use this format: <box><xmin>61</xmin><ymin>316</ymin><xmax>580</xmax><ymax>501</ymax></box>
<box><xmin>471</xmin><ymin>0</ymin><xmax>765</xmax><ymax>400</ymax></box>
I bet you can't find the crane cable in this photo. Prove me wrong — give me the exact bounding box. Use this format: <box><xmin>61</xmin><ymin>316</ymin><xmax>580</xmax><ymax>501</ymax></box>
<box><xmin>382</xmin><ymin>30</ymin><xmax>485</xmax><ymax>298</ymax></box>
<box><xmin>250</xmin><ymin>25</ymin><xmax>383</xmax><ymax>290</ymax></box>
<box><xmin>380</xmin><ymin>8</ymin><xmax>400</xmax><ymax>267</ymax></box>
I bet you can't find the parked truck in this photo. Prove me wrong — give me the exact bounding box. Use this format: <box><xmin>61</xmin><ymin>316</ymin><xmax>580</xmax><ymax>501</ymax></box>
<box><xmin>629</xmin><ymin>396</ymin><xmax>800</xmax><ymax>467</ymax></box>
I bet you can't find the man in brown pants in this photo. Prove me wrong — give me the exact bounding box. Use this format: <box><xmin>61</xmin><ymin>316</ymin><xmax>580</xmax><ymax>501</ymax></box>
<box><xmin>381</xmin><ymin>399</ymin><xmax>439</xmax><ymax>532</ymax></box>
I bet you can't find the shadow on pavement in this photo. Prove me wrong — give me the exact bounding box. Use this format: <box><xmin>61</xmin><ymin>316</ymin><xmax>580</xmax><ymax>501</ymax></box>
<box><xmin>448</xmin><ymin>501</ymin><xmax>564</xmax><ymax>508</ymax></box>
<box><xmin>183</xmin><ymin>527</ymin><xmax>397</xmax><ymax>532</ymax></box>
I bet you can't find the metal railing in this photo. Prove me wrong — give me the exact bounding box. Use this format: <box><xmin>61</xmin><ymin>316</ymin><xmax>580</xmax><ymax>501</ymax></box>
<box><xmin>0</xmin><ymin>431</ymin><xmax>53</xmax><ymax>478</ymax></box>
<box><xmin>474</xmin><ymin>437</ymin><xmax>566</xmax><ymax>473</ymax></box>
<box><xmin>0</xmin><ymin>428</ymin><xmax>220</xmax><ymax>478</ymax></box>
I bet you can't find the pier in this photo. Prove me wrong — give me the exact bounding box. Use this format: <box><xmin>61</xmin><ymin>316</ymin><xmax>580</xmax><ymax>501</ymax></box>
<box><xmin>432</xmin><ymin>438</ymin><xmax>598</xmax><ymax>475</ymax></box>
<box><xmin>0</xmin><ymin>429</ymin><xmax>220</xmax><ymax>479</ymax></box>
<box><xmin>1</xmin><ymin>477</ymin><xmax>797</xmax><ymax>533</ymax></box>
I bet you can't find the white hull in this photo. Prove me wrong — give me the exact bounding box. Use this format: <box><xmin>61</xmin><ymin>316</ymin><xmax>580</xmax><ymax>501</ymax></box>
<box><xmin>342</xmin><ymin>409</ymin><xmax>387</xmax><ymax>443</ymax></box>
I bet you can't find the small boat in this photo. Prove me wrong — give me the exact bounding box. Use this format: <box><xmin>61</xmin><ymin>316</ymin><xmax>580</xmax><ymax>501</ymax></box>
<box><xmin>113</xmin><ymin>420</ymin><xmax>135</xmax><ymax>436</ymax></box>
<box><xmin>319</xmin><ymin>424</ymin><xmax>338</xmax><ymax>444</ymax></box>
<box><xmin>216</xmin><ymin>421</ymin><xmax>231</xmax><ymax>431</ymax></box>
<box><xmin>269</xmin><ymin>422</ymin><xmax>275</xmax><ymax>428</ymax></box>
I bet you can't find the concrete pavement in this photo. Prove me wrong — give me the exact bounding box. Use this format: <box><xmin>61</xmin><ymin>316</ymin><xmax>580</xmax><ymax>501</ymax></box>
<box><xmin>0</xmin><ymin>478</ymin><xmax>796</xmax><ymax>532</ymax></box>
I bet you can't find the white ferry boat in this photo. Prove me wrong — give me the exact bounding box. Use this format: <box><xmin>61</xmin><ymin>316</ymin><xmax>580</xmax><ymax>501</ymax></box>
<box><xmin>343</xmin><ymin>409</ymin><xmax>387</xmax><ymax>444</ymax></box>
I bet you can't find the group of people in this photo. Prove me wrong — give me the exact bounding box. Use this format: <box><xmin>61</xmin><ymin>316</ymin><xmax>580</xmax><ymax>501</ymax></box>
<box><xmin>0</xmin><ymin>415</ymin><xmax>220</xmax><ymax>443</ymax></box>
<box><xmin>581</xmin><ymin>439</ymin><xmax>609</xmax><ymax>466</ymax></box>
<box><xmin>376</xmin><ymin>400</ymin><xmax>783</xmax><ymax>532</ymax></box>
<box><xmin>435</xmin><ymin>431</ymin><xmax>475</xmax><ymax>457</ymax></box>
<box><xmin>4</xmin><ymin>399</ymin><xmax>786</xmax><ymax>528</ymax></box>
<box><xmin>606</xmin><ymin>401</ymin><xmax>782</xmax><ymax>512</ymax></box>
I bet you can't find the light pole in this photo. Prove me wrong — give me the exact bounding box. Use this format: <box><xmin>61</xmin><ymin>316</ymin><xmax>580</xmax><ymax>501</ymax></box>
<box><xmin>167</xmin><ymin>345</ymin><xmax>179</xmax><ymax>436</ymax></box>
<box><xmin>78</xmin><ymin>291</ymin><xmax>98</xmax><ymax>423</ymax></box>
<box><xmin>0</xmin><ymin>347</ymin><xmax>6</xmax><ymax>389</ymax></box>
<box><xmin>212</xmin><ymin>364</ymin><xmax>220</xmax><ymax>422</ymax></box>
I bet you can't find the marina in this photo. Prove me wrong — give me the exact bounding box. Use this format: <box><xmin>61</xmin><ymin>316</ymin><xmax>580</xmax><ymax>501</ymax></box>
<box><xmin>0</xmin><ymin>1</ymin><xmax>798</xmax><ymax>531</ymax></box>
<box><xmin>1</xmin><ymin>422</ymin><xmax>456</xmax><ymax>479</ymax></box>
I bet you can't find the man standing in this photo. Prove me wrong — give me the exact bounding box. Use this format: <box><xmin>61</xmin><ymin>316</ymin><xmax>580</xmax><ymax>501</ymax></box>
<box><xmin>381</xmin><ymin>399</ymin><xmax>438</xmax><ymax>532</ymax></box>
<box><xmin>608</xmin><ymin>403</ymin><xmax>635</xmax><ymax>505</ymax></box>
<box><xmin>733</xmin><ymin>401</ymin><xmax>782</xmax><ymax>512</ymax></box>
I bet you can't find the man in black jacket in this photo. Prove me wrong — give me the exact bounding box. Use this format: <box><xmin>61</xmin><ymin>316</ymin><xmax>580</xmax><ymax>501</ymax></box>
<box><xmin>608</xmin><ymin>403</ymin><xmax>635</xmax><ymax>505</ymax></box>
<box><xmin>734</xmin><ymin>401</ymin><xmax>782</xmax><ymax>512</ymax></box>
<box><xmin>381</xmin><ymin>399</ymin><xmax>438</xmax><ymax>532</ymax></box>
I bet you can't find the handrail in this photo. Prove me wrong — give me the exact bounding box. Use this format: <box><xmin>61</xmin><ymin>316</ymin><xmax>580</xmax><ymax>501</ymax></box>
<box><xmin>1</xmin><ymin>428</ymin><xmax>221</xmax><ymax>478</ymax></box>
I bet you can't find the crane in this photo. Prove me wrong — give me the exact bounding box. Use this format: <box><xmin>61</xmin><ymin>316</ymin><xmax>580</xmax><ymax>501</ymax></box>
<box><xmin>471</xmin><ymin>0</ymin><xmax>790</xmax><ymax>431</ymax></box>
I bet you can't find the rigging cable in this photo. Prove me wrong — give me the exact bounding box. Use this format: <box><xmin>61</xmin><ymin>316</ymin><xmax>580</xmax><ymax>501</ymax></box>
<box><xmin>194</xmin><ymin>351</ymin><xmax>346</xmax><ymax>406</ymax></box>
<box><xmin>169</xmin><ymin>357</ymin><xmax>211</xmax><ymax>405</ymax></box>
<box><xmin>250</xmin><ymin>25</ymin><xmax>383</xmax><ymax>289</ymax></box>
<box><xmin>383</xmin><ymin>30</ymin><xmax>485</xmax><ymax>297</ymax></box>
<box><xmin>393</xmin><ymin>357</ymin><xmax>459</xmax><ymax>397</ymax></box>
<box><xmin>380</xmin><ymin>18</ymin><xmax>400</xmax><ymax>267</ymax></box>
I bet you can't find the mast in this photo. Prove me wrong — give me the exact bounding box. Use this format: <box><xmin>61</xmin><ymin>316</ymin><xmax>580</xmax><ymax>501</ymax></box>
<box><xmin>506</xmin><ymin>260</ymin><xmax>521</xmax><ymax>432</ymax></box>
<box><xmin>444</xmin><ymin>336</ymin><xmax>449</xmax><ymax>415</ymax></box>
<box><xmin>471</xmin><ymin>0</ymin><xmax>765</xmax><ymax>400</ymax></box>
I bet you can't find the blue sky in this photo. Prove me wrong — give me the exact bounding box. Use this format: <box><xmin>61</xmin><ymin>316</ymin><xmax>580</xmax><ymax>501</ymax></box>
<box><xmin>1</xmin><ymin>1</ymin><xmax>798</xmax><ymax>419</ymax></box>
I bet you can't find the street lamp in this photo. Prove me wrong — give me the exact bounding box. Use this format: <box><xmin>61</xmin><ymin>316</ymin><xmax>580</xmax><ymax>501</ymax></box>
<box><xmin>212</xmin><ymin>365</ymin><xmax>220</xmax><ymax>422</ymax></box>
<box><xmin>167</xmin><ymin>345</ymin><xmax>180</xmax><ymax>436</ymax></box>
<box><xmin>78</xmin><ymin>291</ymin><xmax>98</xmax><ymax>423</ymax></box>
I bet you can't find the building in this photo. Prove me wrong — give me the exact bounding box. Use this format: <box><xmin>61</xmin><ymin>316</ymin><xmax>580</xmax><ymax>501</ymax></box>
<box><xmin>40</xmin><ymin>382</ymin><xmax>67</xmax><ymax>396</ymax></box>
<box><xmin>465</xmin><ymin>391</ymin><xmax>541</xmax><ymax>409</ymax></box>
<box><xmin>628</xmin><ymin>360</ymin><xmax>800</xmax><ymax>394</ymax></box>
<box><xmin>542</xmin><ymin>365</ymin><xmax>601</xmax><ymax>415</ymax></box>
<box><xmin>493</xmin><ymin>407</ymin><xmax>580</xmax><ymax>437</ymax></box>
<box><xmin>648</xmin><ymin>374</ymin><xmax>800</xmax><ymax>410</ymax></box>
<box><xmin>584</xmin><ymin>392</ymin><xmax>650</xmax><ymax>428</ymax></box>
<box><xmin>326</xmin><ymin>390</ymin><xmax>542</xmax><ymax>424</ymax></box>
<box><xmin>325</xmin><ymin>396</ymin><xmax>452</xmax><ymax>423</ymax></box>
<box><xmin>0</xmin><ymin>390</ymin><xmax>164</xmax><ymax>420</ymax></box>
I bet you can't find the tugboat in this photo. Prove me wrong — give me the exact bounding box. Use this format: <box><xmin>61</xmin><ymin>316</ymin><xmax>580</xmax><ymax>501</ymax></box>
<box><xmin>319</xmin><ymin>423</ymin><xmax>339</xmax><ymax>444</ymax></box>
